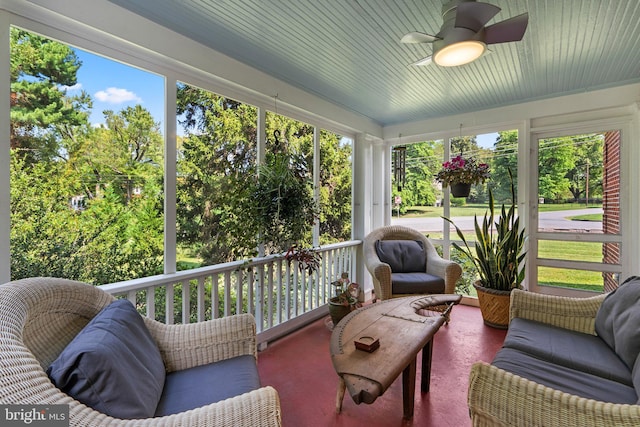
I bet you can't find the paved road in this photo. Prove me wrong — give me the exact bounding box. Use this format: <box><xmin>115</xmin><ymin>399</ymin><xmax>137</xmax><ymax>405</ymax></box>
<box><xmin>391</xmin><ymin>208</ymin><xmax>603</xmax><ymax>232</ymax></box>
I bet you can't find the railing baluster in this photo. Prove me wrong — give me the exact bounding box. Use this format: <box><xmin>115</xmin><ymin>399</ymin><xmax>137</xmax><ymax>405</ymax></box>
<box><xmin>276</xmin><ymin>259</ymin><xmax>283</xmax><ymax>324</ymax></box>
<box><xmin>166</xmin><ymin>283</ymin><xmax>174</xmax><ymax>325</ymax></box>
<box><xmin>293</xmin><ymin>263</ymin><xmax>299</xmax><ymax>316</ymax></box>
<box><xmin>267</xmin><ymin>262</ymin><xmax>274</xmax><ymax>329</ymax></box>
<box><xmin>212</xmin><ymin>273</ymin><xmax>219</xmax><ymax>319</ymax></box>
<box><xmin>285</xmin><ymin>260</ymin><xmax>292</xmax><ymax>320</ymax></box>
<box><xmin>224</xmin><ymin>272</ymin><xmax>232</xmax><ymax>317</ymax></box>
<box><xmin>197</xmin><ymin>277</ymin><xmax>206</xmax><ymax>322</ymax></box>
<box><xmin>235</xmin><ymin>269</ymin><xmax>243</xmax><ymax>315</ymax></box>
<box><xmin>255</xmin><ymin>264</ymin><xmax>264</xmax><ymax>332</ymax></box>
<box><xmin>182</xmin><ymin>280</ymin><xmax>190</xmax><ymax>324</ymax></box>
<box><xmin>146</xmin><ymin>286</ymin><xmax>155</xmax><ymax>320</ymax></box>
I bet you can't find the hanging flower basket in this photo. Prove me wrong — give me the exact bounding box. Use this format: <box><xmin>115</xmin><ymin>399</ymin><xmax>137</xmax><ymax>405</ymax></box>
<box><xmin>450</xmin><ymin>182</ymin><xmax>471</xmax><ymax>198</ymax></box>
<box><xmin>435</xmin><ymin>154</ymin><xmax>490</xmax><ymax>188</ymax></box>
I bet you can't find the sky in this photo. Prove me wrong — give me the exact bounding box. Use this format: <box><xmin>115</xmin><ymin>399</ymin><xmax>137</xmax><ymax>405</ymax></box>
<box><xmin>70</xmin><ymin>48</ymin><xmax>165</xmax><ymax>131</ymax></box>
<box><xmin>70</xmin><ymin>47</ymin><xmax>500</xmax><ymax>148</ymax></box>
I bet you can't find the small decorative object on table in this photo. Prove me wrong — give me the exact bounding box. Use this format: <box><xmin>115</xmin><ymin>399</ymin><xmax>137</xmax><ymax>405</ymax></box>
<box><xmin>354</xmin><ymin>336</ymin><xmax>379</xmax><ymax>353</ymax></box>
<box><xmin>328</xmin><ymin>273</ymin><xmax>361</xmax><ymax>327</ymax></box>
<box><xmin>435</xmin><ymin>154</ymin><xmax>489</xmax><ymax>198</ymax></box>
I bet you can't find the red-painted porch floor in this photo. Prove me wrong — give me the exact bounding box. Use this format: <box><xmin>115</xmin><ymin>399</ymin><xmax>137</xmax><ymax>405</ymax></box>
<box><xmin>258</xmin><ymin>304</ymin><xmax>507</xmax><ymax>427</ymax></box>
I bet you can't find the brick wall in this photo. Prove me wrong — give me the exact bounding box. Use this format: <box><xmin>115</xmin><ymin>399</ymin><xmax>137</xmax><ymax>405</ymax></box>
<box><xmin>602</xmin><ymin>130</ymin><xmax>621</xmax><ymax>292</ymax></box>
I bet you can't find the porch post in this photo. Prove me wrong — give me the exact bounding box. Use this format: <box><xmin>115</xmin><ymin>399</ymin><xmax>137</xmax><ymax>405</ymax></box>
<box><xmin>164</xmin><ymin>75</ymin><xmax>178</xmax><ymax>274</ymax></box>
<box><xmin>353</xmin><ymin>133</ymin><xmax>371</xmax><ymax>295</ymax></box>
<box><xmin>371</xmin><ymin>140</ymin><xmax>388</xmax><ymax>230</ymax></box>
<box><xmin>0</xmin><ymin>15</ymin><xmax>11</xmax><ymax>283</ymax></box>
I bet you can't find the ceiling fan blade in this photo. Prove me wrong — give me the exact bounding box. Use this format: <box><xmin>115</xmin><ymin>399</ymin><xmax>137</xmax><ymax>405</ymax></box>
<box><xmin>484</xmin><ymin>13</ymin><xmax>529</xmax><ymax>44</ymax></box>
<box><xmin>455</xmin><ymin>2</ymin><xmax>501</xmax><ymax>32</ymax></box>
<box><xmin>410</xmin><ymin>56</ymin><xmax>433</xmax><ymax>66</ymax></box>
<box><xmin>401</xmin><ymin>31</ymin><xmax>440</xmax><ymax>44</ymax></box>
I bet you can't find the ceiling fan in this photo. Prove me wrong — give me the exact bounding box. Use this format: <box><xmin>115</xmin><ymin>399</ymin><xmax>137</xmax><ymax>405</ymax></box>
<box><xmin>401</xmin><ymin>0</ymin><xmax>528</xmax><ymax>67</ymax></box>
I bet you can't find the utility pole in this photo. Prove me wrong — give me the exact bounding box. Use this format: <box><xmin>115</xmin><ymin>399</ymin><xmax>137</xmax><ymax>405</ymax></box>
<box><xmin>585</xmin><ymin>160</ymin><xmax>590</xmax><ymax>207</ymax></box>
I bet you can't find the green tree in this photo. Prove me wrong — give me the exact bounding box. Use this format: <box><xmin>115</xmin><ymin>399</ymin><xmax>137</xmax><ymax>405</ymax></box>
<box><xmin>391</xmin><ymin>141</ymin><xmax>441</xmax><ymax>213</ymax></box>
<box><xmin>176</xmin><ymin>84</ymin><xmax>258</xmax><ymax>264</ymax></box>
<box><xmin>566</xmin><ymin>134</ymin><xmax>603</xmax><ymax>201</ymax></box>
<box><xmin>538</xmin><ymin>137</ymin><xmax>575</xmax><ymax>201</ymax></box>
<box><xmin>318</xmin><ymin>132</ymin><xmax>352</xmax><ymax>243</ymax></box>
<box><xmin>491</xmin><ymin>131</ymin><xmax>519</xmax><ymax>202</ymax></box>
<box><xmin>10</xmin><ymin>29</ymin><xmax>165</xmax><ymax>284</ymax></box>
<box><xmin>10</xmin><ymin>27</ymin><xmax>90</xmax><ymax>163</ymax></box>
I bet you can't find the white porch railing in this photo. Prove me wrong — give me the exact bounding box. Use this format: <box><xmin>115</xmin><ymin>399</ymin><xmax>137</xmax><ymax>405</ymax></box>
<box><xmin>99</xmin><ymin>240</ymin><xmax>361</xmax><ymax>345</ymax></box>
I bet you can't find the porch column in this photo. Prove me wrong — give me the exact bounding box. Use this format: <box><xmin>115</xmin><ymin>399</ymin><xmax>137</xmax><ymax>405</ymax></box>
<box><xmin>0</xmin><ymin>15</ymin><xmax>10</xmax><ymax>283</ymax></box>
<box><xmin>353</xmin><ymin>133</ymin><xmax>371</xmax><ymax>295</ymax></box>
<box><xmin>371</xmin><ymin>139</ymin><xmax>388</xmax><ymax>230</ymax></box>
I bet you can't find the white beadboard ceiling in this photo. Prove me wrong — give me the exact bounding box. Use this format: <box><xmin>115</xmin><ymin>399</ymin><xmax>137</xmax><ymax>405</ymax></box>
<box><xmin>107</xmin><ymin>0</ymin><xmax>640</xmax><ymax>127</ymax></box>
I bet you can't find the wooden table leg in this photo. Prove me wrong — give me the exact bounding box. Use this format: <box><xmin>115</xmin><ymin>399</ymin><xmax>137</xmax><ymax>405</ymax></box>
<box><xmin>402</xmin><ymin>358</ymin><xmax>417</xmax><ymax>418</ymax></box>
<box><xmin>421</xmin><ymin>338</ymin><xmax>433</xmax><ymax>393</ymax></box>
<box><xmin>336</xmin><ymin>376</ymin><xmax>346</xmax><ymax>413</ymax></box>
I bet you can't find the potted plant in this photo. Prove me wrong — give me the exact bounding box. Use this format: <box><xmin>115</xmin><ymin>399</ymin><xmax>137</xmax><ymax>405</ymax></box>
<box><xmin>328</xmin><ymin>272</ymin><xmax>361</xmax><ymax>326</ymax></box>
<box><xmin>247</xmin><ymin>131</ymin><xmax>320</xmax><ymax>269</ymax></box>
<box><xmin>444</xmin><ymin>171</ymin><xmax>526</xmax><ymax>328</ymax></box>
<box><xmin>435</xmin><ymin>154</ymin><xmax>490</xmax><ymax>198</ymax></box>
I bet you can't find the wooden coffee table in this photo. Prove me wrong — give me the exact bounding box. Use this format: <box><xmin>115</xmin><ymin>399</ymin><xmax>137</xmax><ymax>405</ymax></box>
<box><xmin>330</xmin><ymin>294</ymin><xmax>461</xmax><ymax>418</ymax></box>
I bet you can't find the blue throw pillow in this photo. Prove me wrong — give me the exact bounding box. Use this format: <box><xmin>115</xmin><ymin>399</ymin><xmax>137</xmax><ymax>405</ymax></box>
<box><xmin>375</xmin><ymin>240</ymin><xmax>426</xmax><ymax>273</ymax></box>
<box><xmin>47</xmin><ymin>299</ymin><xmax>166</xmax><ymax>419</ymax></box>
<box><xmin>595</xmin><ymin>276</ymin><xmax>640</xmax><ymax>369</ymax></box>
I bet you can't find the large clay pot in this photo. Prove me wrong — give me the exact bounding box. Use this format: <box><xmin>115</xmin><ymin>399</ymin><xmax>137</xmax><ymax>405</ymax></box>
<box><xmin>450</xmin><ymin>182</ymin><xmax>471</xmax><ymax>198</ymax></box>
<box><xmin>474</xmin><ymin>282</ymin><xmax>512</xmax><ymax>329</ymax></box>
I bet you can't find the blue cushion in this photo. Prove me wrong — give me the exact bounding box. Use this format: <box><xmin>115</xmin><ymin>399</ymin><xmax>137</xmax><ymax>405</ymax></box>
<box><xmin>155</xmin><ymin>355</ymin><xmax>261</xmax><ymax>416</ymax></box>
<box><xmin>391</xmin><ymin>272</ymin><xmax>445</xmax><ymax>294</ymax></box>
<box><xmin>504</xmin><ymin>318</ymin><xmax>632</xmax><ymax>385</ymax></box>
<box><xmin>375</xmin><ymin>240</ymin><xmax>426</xmax><ymax>273</ymax></box>
<box><xmin>47</xmin><ymin>299</ymin><xmax>165</xmax><ymax>419</ymax></box>
<box><xmin>595</xmin><ymin>276</ymin><xmax>640</xmax><ymax>369</ymax></box>
<box><xmin>493</xmin><ymin>347</ymin><xmax>637</xmax><ymax>404</ymax></box>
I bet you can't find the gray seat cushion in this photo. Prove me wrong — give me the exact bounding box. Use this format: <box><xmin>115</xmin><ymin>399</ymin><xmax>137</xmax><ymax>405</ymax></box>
<box><xmin>375</xmin><ymin>240</ymin><xmax>426</xmax><ymax>273</ymax></box>
<box><xmin>155</xmin><ymin>354</ymin><xmax>261</xmax><ymax>416</ymax></box>
<box><xmin>493</xmin><ymin>347</ymin><xmax>638</xmax><ymax>404</ymax></box>
<box><xmin>504</xmin><ymin>317</ymin><xmax>632</xmax><ymax>385</ymax></box>
<box><xmin>47</xmin><ymin>299</ymin><xmax>166</xmax><ymax>419</ymax></box>
<box><xmin>391</xmin><ymin>272</ymin><xmax>445</xmax><ymax>294</ymax></box>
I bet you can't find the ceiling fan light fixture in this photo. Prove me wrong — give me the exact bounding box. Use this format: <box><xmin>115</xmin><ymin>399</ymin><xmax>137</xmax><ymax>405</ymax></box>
<box><xmin>433</xmin><ymin>40</ymin><xmax>486</xmax><ymax>67</ymax></box>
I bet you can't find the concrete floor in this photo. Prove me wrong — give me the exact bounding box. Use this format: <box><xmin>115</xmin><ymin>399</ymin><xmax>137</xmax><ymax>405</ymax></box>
<box><xmin>258</xmin><ymin>304</ymin><xmax>507</xmax><ymax>427</ymax></box>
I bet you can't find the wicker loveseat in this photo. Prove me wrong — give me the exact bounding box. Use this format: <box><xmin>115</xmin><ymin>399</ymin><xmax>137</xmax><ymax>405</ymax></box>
<box><xmin>468</xmin><ymin>278</ymin><xmax>640</xmax><ymax>427</ymax></box>
<box><xmin>0</xmin><ymin>277</ymin><xmax>281</xmax><ymax>427</ymax></box>
<box><xmin>363</xmin><ymin>225</ymin><xmax>462</xmax><ymax>301</ymax></box>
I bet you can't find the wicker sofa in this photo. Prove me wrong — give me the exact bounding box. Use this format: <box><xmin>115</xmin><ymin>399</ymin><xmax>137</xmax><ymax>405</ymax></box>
<box><xmin>468</xmin><ymin>278</ymin><xmax>640</xmax><ymax>427</ymax></box>
<box><xmin>0</xmin><ymin>277</ymin><xmax>281</xmax><ymax>427</ymax></box>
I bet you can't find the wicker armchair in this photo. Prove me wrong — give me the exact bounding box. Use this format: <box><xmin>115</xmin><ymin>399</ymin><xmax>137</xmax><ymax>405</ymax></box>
<box><xmin>0</xmin><ymin>277</ymin><xmax>282</xmax><ymax>427</ymax></box>
<box><xmin>468</xmin><ymin>289</ymin><xmax>640</xmax><ymax>427</ymax></box>
<box><xmin>363</xmin><ymin>225</ymin><xmax>462</xmax><ymax>301</ymax></box>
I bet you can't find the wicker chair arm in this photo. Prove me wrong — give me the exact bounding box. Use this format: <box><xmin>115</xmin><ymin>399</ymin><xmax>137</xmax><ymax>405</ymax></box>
<box><xmin>63</xmin><ymin>386</ymin><xmax>281</xmax><ymax>427</ymax></box>
<box><xmin>369</xmin><ymin>262</ymin><xmax>392</xmax><ymax>301</ymax></box>
<box><xmin>509</xmin><ymin>289</ymin><xmax>606</xmax><ymax>334</ymax></box>
<box><xmin>144</xmin><ymin>313</ymin><xmax>257</xmax><ymax>372</ymax></box>
<box><xmin>468</xmin><ymin>362</ymin><xmax>640</xmax><ymax>427</ymax></box>
<box><xmin>425</xmin><ymin>256</ymin><xmax>462</xmax><ymax>294</ymax></box>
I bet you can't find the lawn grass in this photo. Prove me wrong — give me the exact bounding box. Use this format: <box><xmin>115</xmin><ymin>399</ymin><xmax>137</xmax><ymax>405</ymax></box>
<box><xmin>402</xmin><ymin>203</ymin><xmax>602</xmax><ymax>219</ymax></box>
<box><xmin>568</xmin><ymin>213</ymin><xmax>603</xmax><ymax>221</ymax></box>
<box><xmin>431</xmin><ymin>234</ymin><xmax>605</xmax><ymax>293</ymax></box>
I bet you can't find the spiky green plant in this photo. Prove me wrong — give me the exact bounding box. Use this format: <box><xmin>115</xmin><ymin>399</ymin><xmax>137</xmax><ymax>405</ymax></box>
<box><xmin>444</xmin><ymin>171</ymin><xmax>526</xmax><ymax>291</ymax></box>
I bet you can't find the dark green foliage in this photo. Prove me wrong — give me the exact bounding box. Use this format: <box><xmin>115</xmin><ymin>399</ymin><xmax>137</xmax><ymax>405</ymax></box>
<box><xmin>248</xmin><ymin>137</ymin><xmax>318</xmax><ymax>254</ymax></box>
